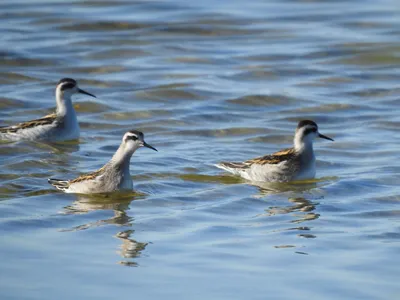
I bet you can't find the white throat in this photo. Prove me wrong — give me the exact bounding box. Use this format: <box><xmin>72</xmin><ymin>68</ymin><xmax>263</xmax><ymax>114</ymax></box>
<box><xmin>294</xmin><ymin>133</ymin><xmax>314</xmax><ymax>154</ymax></box>
<box><xmin>56</xmin><ymin>89</ymin><xmax>75</xmax><ymax>117</ymax></box>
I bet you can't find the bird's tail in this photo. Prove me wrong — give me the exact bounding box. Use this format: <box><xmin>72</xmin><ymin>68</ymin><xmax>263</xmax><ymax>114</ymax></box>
<box><xmin>214</xmin><ymin>162</ymin><xmax>246</xmax><ymax>176</ymax></box>
<box><xmin>48</xmin><ymin>178</ymin><xmax>70</xmax><ymax>191</ymax></box>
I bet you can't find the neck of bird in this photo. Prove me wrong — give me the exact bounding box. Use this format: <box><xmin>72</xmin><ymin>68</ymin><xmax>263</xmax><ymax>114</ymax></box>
<box><xmin>110</xmin><ymin>144</ymin><xmax>134</xmax><ymax>173</ymax></box>
<box><xmin>294</xmin><ymin>135</ymin><xmax>314</xmax><ymax>156</ymax></box>
<box><xmin>56</xmin><ymin>90</ymin><xmax>75</xmax><ymax>117</ymax></box>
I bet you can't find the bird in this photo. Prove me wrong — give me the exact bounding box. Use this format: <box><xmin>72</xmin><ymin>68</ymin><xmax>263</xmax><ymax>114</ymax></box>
<box><xmin>215</xmin><ymin>120</ymin><xmax>333</xmax><ymax>182</ymax></box>
<box><xmin>48</xmin><ymin>130</ymin><xmax>157</xmax><ymax>194</ymax></box>
<box><xmin>0</xmin><ymin>78</ymin><xmax>96</xmax><ymax>142</ymax></box>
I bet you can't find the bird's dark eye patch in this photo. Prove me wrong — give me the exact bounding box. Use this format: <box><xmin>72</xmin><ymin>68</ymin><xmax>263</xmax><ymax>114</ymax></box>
<box><xmin>61</xmin><ymin>83</ymin><xmax>76</xmax><ymax>91</ymax></box>
<box><xmin>304</xmin><ymin>127</ymin><xmax>317</xmax><ymax>135</ymax></box>
<box><xmin>126</xmin><ymin>135</ymin><xmax>138</xmax><ymax>141</ymax></box>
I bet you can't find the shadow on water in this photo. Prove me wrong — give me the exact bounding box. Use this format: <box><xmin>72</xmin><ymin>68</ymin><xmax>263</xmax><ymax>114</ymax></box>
<box><xmin>0</xmin><ymin>137</ymin><xmax>81</xmax><ymax>154</ymax></box>
<box><xmin>37</xmin><ymin>139</ymin><xmax>81</xmax><ymax>154</ymax></box>
<box><xmin>179</xmin><ymin>173</ymin><xmax>243</xmax><ymax>184</ymax></box>
<box><xmin>250</xmin><ymin>176</ymin><xmax>337</xmax><ymax>196</ymax></box>
<box><xmin>180</xmin><ymin>172</ymin><xmax>337</xmax><ymax>193</ymax></box>
<box><xmin>62</xmin><ymin>192</ymin><xmax>144</xmax><ymax>215</ymax></box>
<box><xmin>61</xmin><ymin>191</ymin><xmax>148</xmax><ymax>266</ymax></box>
<box><xmin>4</xmin><ymin>139</ymin><xmax>81</xmax><ymax>162</ymax></box>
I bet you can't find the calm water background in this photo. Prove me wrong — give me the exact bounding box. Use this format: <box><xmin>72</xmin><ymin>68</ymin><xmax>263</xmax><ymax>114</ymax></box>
<box><xmin>1</xmin><ymin>0</ymin><xmax>399</xmax><ymax>299</ymax></box>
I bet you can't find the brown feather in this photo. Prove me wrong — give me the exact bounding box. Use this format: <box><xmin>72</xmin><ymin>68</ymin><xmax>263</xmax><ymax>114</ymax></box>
<box><xmin>0</xmin><ymin>113</ymin><xmax>59</xmax><ymax>133</ymax></box>
<box><xmin>218</xmin><ymin>148</ymin><xmax>297</xmax><ymax>171</ymax></box>
<box><xmin>245</xmin><ymin>147</ymin><xmax>296</xmax><ymax>166</ymax></box>
<box><xmin>218</xmin><ymin>161</ymin><xmax>249</xmax><ymax>169</ymax></box>
<box><xmin>70</xmin><ymin>165</ymin><xmax>107</xmax><ymax>184</ymax></box>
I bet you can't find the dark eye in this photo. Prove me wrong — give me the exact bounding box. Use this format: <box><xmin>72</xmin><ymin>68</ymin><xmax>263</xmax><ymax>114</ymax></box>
<box><xmin>305</xmin><ymin>127</ymin><xmax>317</xmax><ymax>135</ymax></box>
<box><xmin>128</xmin><ymin>135</ymin><xmax>138</xmax><ymax>141</ymax></box>
<box><xmin>61</xmin><ymin>83</ymin><xmax>75</xmax><ymax>90</ymax></box>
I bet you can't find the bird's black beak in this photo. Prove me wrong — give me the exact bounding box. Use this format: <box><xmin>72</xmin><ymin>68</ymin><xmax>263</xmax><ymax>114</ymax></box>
<box><xmin>78</xmin><ymin>88</ymin><xmax>96</xmax><ymax>98</ymax></box>
<box><xmin>143</xmin><ymin>141</ymin><xmax>158</xmax><ymax>152</ymax></box>
<box><xmin>318</xmin><ymin>133</ymin><xmax>334</xmax><ymax>141</ymax></box>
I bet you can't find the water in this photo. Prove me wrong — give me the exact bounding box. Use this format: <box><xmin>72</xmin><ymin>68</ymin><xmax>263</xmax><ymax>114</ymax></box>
<box><xmin>1</xmin><ymin>0</ymin><xmax>399</xmax><ymax>299</ymax></box>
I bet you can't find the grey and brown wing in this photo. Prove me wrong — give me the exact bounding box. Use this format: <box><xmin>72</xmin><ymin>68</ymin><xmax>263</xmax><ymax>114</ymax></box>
<box><xmin>215</xmin><ymin>159</ymin><xmax>253</xmax><ymax>176</ymax></box>
<box><xmin>244</xmin><ymin>148</ymin><xmax>296</xmax><ymax>166</ymax></box>
<box><xmin>0</xmin><ymin>113</ymin><xmax>58</xmax><ymax>133</ymax></box>
<box><xmin>217</xmin><ymin>161</ymin><xmax>251</xmax><ymax>169</ymax></box>
<box><xmin>216</xmin><ymin>148</ymin><xmax>297</xmax><ymax>175</ymax></box>
<box><xmin>48</xmin><ymin>166</ymin><xmax>107</xmax><ymax>192</ymax></box>
<box><xmin>69</xmin><ymin>166</ymin><xmax>107</xmax><ymax>184</ymax></box>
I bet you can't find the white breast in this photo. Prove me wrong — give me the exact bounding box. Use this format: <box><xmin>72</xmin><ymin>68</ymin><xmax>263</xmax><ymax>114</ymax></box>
<box><xmin>293</xmin><ymin>165</ymin><xmax>316</xmax><ymax>181</ymax></box>
<box><xmin>293</xmin><ymin>156</ymin><xmax>316</xmax><ymax>181</ymax></box>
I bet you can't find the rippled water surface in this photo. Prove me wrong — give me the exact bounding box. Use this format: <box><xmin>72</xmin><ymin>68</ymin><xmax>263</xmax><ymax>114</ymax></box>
<box><xmin>1</xmin><ymin>0</ymin><xmax>400</xmax><ymax>299</ymax></box>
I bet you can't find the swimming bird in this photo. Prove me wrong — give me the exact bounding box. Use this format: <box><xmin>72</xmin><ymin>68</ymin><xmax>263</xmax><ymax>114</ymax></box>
<box><xmin>0</xmin><ymin>78</ymin><xmax>95</xmax><ymax>141</ymax></box>
<box><xmin>48</xmin><ymin>130</ymin><xmax>157</xmax><ymax>194</ymax></box>
<box><xmin>215</xmin><ymin>120</ymin><xmax>333</xmax><ymax>182</ymax></box>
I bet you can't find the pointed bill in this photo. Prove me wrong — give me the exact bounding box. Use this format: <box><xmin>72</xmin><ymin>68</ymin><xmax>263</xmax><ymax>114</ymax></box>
<box><xmin>143</xmin><ymin>141</ymin><xmax>157</xmax><ymax>151</ymax></box>
<box><xmin>78</xmin><ymin>88</ymin><xmax>96</xmax><ymax>98</ymax></box>
<box><xmin>318</xmin><ymin>133</ymin><xmax>334</xmax><ymax>141</ymax></box>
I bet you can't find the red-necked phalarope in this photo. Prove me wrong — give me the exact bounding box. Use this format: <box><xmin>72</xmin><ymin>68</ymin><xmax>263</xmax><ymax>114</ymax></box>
<box><xmin>48</xmin><ymin>130</ymin><xmax>157</xmax><ymax>194</ymax></box>
<box><xmin>0</xmin><ymin>78</ymin><xmax>95</xmax><ymax>142</ymax></box>
<box><xmin>215</xmin><ymin>120</ymin><xmax>333</xmax><ymax>182</ymax></box>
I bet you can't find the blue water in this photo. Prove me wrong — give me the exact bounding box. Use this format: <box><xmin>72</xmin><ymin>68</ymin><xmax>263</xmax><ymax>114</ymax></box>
<box><xmin>0</xmin><ymin>0</ymin><xmax>399</xmax><ymax>299</ymax></box>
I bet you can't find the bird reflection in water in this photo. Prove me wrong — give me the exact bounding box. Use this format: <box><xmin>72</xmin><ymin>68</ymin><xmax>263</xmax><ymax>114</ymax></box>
<box><xmin>61</xmin><ymin>192</ymin><xmax>148</xmax><ymax>266</ymax></box>
<box><xmin>250</xmin><ymin>179</ymin><xmax>320</xmax><ymax>196</ymax></box>
<box><xmin>116</xmin><ymin>230</ymin><xmax>148</xmax><ymax>267</ymax></box>
<box><xmin>251</xmin><ymin>180</ymin><xmax>321</xmax><ymax>223</ymax></box>
<box><xmin>250</xmin><ymin>180</ymin><xmax>324</xmax><ymax>253</ymax></box>
<box><xmin>266</xmin><ymin>197</ymin><xmax>320</xmax><ymax>224</ymax></box>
